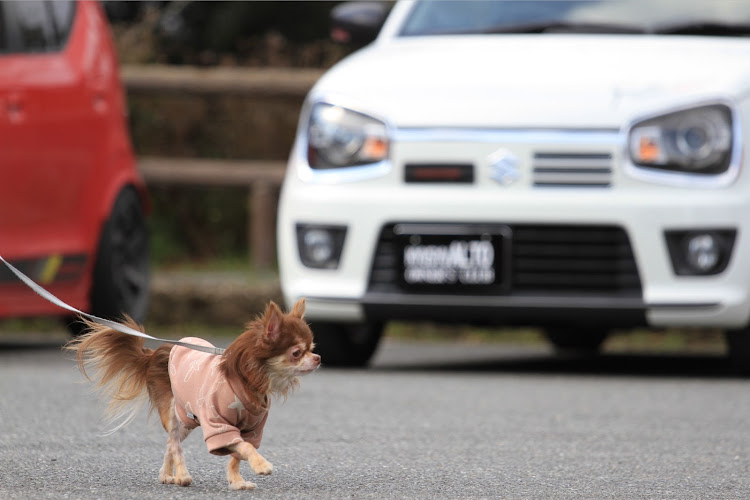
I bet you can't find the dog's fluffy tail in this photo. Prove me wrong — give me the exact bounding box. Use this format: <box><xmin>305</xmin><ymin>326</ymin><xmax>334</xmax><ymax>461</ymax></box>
<box><xmin>64</xmin><ymin>316</ymin><xmax>172</xmax><ymax>434</ymax></box>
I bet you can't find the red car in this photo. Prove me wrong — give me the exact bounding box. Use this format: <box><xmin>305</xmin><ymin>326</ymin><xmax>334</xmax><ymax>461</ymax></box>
<box><xmin>0</xmin><ymin>0</ymin><xmax>149</xmax><ymax>330</ymax></box>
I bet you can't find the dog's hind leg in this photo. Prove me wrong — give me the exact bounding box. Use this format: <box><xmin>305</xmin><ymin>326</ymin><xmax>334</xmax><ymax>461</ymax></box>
<box><xmin>158</xmin><ymin>403</ymin><xmax>193</xmax><ymax>486</ymax></box>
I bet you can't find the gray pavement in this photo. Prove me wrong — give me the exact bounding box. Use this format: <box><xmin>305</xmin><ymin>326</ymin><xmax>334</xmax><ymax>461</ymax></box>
<box><xmin>1</xmin><ymin>336</ymin><xmax>749</xmax><ymax>499</ymax></box>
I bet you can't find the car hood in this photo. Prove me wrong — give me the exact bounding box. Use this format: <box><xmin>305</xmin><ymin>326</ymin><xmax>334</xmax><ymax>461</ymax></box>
<box><xmin>311</xmin><ymin>36</ymin><xmax>750</xmax><ymax>129</ymax></box>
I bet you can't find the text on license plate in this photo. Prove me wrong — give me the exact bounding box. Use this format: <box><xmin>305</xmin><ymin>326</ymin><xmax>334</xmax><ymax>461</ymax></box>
<box><xmin>403</xmin><ymin>237</ymin><xmax>495</xmax><ymax>286</ymax></box>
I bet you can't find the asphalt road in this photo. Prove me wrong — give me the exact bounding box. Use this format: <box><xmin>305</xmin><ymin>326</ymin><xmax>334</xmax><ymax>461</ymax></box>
<box><xmin>1</xmin><ymin>334</ymin><xmax>750</xmax><ymax>499</ymax></box>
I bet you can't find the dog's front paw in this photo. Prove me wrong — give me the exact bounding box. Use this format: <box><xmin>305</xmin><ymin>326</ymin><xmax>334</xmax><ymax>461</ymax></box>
<box><xmin>159</xmin><ymin>466</ymin><xmax>192</xmax><ymax>486</ymax></box>
<box><xmin>175</xmin><ymin>474</ymin><xmax>193</xmax><ymax>486</ymax></box>
<box><xmin>230</xmin><ymin>480</ymin><xmax>257</xmax><ymax>490</ymax></box>
<box><xmin>250</xmin><ymin>456</ymin><xmax>273</xmax><ymax>475</ymax></box>
<box><xmin>160</xmin><ymin>473</ymin><xmax>193</xmax><ymax>487</ymax></box>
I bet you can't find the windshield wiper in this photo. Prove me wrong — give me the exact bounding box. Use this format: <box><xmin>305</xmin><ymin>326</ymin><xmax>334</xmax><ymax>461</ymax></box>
<box><xmin>654</xmin><ymin>22</ymin><xmax>750</xmax><ymax>37</ymax></box>
<box><xmin>484</xmin><ymin>21</ymin><xmax>646</xmax><ymax>35</ymax></box>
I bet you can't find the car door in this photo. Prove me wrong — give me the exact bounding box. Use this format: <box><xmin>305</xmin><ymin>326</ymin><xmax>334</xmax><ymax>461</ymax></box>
<box><xmin>0</xmin><ymin>0</ymin><xmax>88</xmax><ymax>256</ymax></box>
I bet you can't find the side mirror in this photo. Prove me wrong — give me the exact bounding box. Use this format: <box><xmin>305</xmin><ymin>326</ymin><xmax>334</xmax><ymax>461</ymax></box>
<box><xmin>330</xmin><ymin>1</ymin><xmax>390</xmax><ymax>46</ymax></box>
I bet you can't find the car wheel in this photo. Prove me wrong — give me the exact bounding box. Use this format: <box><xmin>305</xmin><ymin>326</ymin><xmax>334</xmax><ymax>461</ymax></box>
<box><xmin>67</xmin><ymin>187</ymin><xmax>149</xmax><ymax>335</ymax></box>
<box><xmin>724</xmin><ymin>329</ymin><xmax>750</xmax><ymax>375</ymax></box>
<box><xmin>309</xmin><ymin>322</ymin><xmax>384</xmax><ymax>367</ymax></box>
<box><xmin>544</xmin><ymin>327</ymin><xmax>608</xmax><ymax>355</ymax></box>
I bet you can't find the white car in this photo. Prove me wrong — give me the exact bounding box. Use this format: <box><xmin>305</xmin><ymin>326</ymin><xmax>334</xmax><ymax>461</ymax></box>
<box><xmin>278</xmin><ymin>0</ymin><xmax>750</xmax><ymax>367</ymax></box>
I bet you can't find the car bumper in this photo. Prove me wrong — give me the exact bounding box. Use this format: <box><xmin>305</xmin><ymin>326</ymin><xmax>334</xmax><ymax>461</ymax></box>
<box><xmin>0</xmin><ymin>254</ymin><xmax>92</xmax><ymax>319</ymax></box>
<box><xmin>278</xmin><ymin>128</ymin><xmax>750</xmax><ymax>330</ymax></box>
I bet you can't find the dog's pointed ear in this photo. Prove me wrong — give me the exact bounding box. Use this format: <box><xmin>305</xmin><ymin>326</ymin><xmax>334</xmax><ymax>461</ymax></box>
<box><xmin>264</xmin><ymin>301</ymin><xmax>283</xmax><ymax>342</ymax></box>
<box><xmin>291</xmin><ymin>298</ymin><xmax>306</xmax><ymax>319</ymax></box>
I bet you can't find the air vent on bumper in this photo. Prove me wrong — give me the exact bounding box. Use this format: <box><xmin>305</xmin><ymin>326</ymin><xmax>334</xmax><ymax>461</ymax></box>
<box><xmin>533</xmin><ymin>152</ymin><xmax>612</xmax><ymax>187</ymax></box>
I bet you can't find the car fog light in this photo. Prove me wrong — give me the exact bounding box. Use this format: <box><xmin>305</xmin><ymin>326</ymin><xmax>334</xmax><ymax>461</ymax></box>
<box><xmin>296</xmin><ymin>224</ymin><xmax>347</xmax><ymax>269</ymax></box>
<box><xmin>685</xmin><ymin>234</ymin><xmax>719</xmax><ymax>272</ymax></box>
<box><xmin>665</xmin><ymin>229</ymin><xmax>736</xmax><ymax>276</ymax></box>
<box><xmin>305</xmin><ymin>230</ymin><xmax>334</xmax><ymax>262</ymax></box>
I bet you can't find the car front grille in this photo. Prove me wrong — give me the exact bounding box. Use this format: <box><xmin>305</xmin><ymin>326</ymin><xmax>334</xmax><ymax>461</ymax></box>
<box><xmin>532</xmin><ymin>152</ymin><xmax>612</xmax><ymax>187</ymax></box>
<box><xmin>367</xmin><ymin>224</ymin><xmax>641</xmax><ymax>297</ymax></box>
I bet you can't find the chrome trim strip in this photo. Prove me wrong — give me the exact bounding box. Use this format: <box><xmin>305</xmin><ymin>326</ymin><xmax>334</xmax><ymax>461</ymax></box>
<box><xmin>533</xmin><ymin>157</ymin><xmax>612</xmax><ymax>169</ymax></box>
<box><xmin>532</xmin><ymin>172</ymin><xmax>611</xmax><ymax>185</ymax></box>
<box><xmin>394</xmin><ymin>128</ymin><xmax>622</xmax><ymax>144</ymax></box>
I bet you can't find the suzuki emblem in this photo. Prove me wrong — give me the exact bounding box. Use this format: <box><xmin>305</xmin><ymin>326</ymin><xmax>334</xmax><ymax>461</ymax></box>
<box><xmin>488</xmin><ymin>149</ymin><xmax>520</xmax><ymax>186</ymax></box>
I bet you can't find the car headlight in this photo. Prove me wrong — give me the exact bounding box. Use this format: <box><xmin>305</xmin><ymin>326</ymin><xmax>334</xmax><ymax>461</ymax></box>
<box><xmin>628</xmin><ymin>104</ymin><xmax>733</xmax><ymax>175</ymax></box>
<box><xmin>307</xmin><ymin>103</ymin><xmax>389</xmax><ymax>169</ymax></box>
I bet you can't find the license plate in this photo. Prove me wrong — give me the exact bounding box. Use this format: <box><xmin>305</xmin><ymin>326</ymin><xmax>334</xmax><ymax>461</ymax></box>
<box><xmin>394</xmin><ymin>224</ymin><xmax>511</xmax><ymax>291</ymax></box>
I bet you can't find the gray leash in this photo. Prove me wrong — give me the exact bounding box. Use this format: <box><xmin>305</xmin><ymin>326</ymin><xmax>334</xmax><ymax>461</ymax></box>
<box><xmin>0</xmin><ymin>255</ymin><xmax>225</xmax><ymax>355</ymax></box>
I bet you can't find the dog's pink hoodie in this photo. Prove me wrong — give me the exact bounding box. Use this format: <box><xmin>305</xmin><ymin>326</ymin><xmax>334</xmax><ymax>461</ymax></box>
<box><xmin>169</xmin><ymin>337</ymin><xmax>269</xmax><ymax>455</ymax></box>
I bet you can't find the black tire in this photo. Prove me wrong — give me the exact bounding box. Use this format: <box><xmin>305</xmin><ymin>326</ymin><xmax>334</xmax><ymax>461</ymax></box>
<box><xmin>66</xmin><ymin>187</ymin><xmax>150</xmax><ymax>335</ymax></box>
<box><xmin>545</xmin><ymin>327</ymin><xmax>608</xmax><ymax>355</ymax></box>
<box><xmin>310</xmin><ymin>321</ymin><xmax>384</xmax><ymax>367</ymax></box>
<box><xmin>725</xmin><ymin>330</ymin><xmax>750</xmax><ymax>375</ymax></box>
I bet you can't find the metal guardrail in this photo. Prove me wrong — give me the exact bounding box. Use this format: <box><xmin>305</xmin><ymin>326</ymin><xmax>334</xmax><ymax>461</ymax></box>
<box><xmin>124</xmin><ymin>65</ymin><xmax>320</xmax><ymax>270</ymax></box>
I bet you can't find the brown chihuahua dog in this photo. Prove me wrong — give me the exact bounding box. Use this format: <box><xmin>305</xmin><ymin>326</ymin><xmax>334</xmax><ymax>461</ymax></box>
<box><xmin>65</xmin><ymin>299</ymin><xmax>320</xmax><ymax>490</ymax></box>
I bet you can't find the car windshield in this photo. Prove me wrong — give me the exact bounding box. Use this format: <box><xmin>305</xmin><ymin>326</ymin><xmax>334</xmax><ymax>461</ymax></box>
<box><xmin>399</xmin><ymin>0</ymin><xmax>750</xmax><ymax>37</ymax></box>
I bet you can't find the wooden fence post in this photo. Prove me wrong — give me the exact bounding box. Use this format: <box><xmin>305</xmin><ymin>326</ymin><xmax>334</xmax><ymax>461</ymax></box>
<box><xmin>249</xmin><ymin>182</ymin><xmax>277</xmax><ymax>271</ymax></box>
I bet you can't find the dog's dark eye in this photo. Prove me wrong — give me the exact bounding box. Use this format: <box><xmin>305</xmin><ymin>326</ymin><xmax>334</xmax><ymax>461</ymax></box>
<box><xmin>292</xmin><ymin>349</ymin><xmax>302</xmax><ymax>358</ymax></box>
